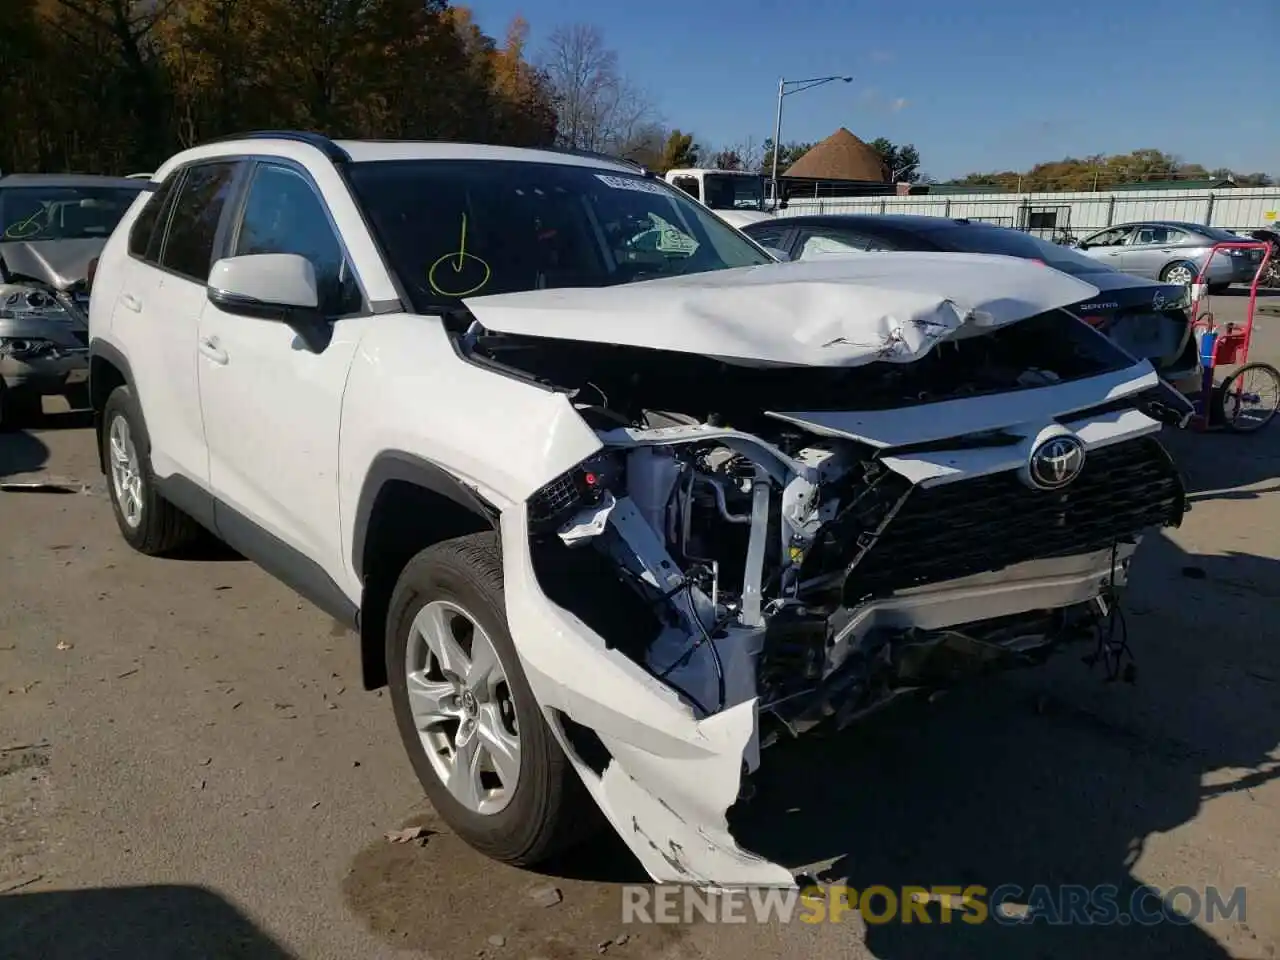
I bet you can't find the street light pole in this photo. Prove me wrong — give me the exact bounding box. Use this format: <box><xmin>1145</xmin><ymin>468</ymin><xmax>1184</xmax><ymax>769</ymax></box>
<box><xmin>770</xmin><ymin>78</ymin><xmax>785</xmax><ymax>207</ymax></box>
<box><xmin>768</xmin><ymin>74</ymin><xmax>852</xmax><ymax>210</ymax></box>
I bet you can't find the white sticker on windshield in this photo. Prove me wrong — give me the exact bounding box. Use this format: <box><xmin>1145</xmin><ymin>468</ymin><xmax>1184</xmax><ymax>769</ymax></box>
<box><xmin>595</xmin><ymin>174</ymin><xmax>669</xmax><ymax>195</ymax></box>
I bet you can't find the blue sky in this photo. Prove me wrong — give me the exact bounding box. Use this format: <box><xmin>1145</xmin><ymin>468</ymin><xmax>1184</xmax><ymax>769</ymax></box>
<box><xmin>470</xmin><ymin>0</ymin><xmax>1275</xmax><ymax>180</ymax></box>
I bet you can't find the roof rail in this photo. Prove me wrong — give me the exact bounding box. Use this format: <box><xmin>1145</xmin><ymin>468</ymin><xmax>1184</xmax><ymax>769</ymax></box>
<box><xmin>204</xmin><ymin>130</ymin><xmax>350</xmax><ymax>163</ymax></box>
<box><xmin>547</xmin><ymin>146</ymin><xmax>651</xmax><ymax>175</ymax></box>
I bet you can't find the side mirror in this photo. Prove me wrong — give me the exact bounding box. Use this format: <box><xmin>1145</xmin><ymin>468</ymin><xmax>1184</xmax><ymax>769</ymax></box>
<box><xmin>762</xmin><ymin>245</ymin><xmax>791</xmax><ymax>262</ymax></box>
<box><xmin>207</xmin><ymin>254</ymin><xmax>331</xmax><ymax>352</ymax></box>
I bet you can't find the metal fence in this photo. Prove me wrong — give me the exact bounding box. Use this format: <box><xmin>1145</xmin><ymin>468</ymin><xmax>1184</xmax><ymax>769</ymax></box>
<box><xmin>778</xmin><ymin>188</ymin><xmax>1280</xmax><ymax>238</ymax></box>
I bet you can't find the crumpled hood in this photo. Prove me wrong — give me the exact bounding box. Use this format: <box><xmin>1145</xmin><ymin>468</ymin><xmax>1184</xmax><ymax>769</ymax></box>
<box><xmin>0</xmin><ymin>239</ymin><xmax>104</xmax><ymax>290</ymax></box>
<box><xmin>464</xmin><ymin>253</ymin><xmax>1100</xmax><ymax>368</ymax></box>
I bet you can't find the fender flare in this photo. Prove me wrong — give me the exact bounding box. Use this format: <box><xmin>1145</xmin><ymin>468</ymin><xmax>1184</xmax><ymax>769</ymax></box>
<box><xmin>88</xmin><ymin>338</ymin><xmax>145</xmax><ymax>473</ymax></box>
<box><xmin>350</xmin><ymin>451</ymin><xmax>499</xmax><ymax>581</ymax></box>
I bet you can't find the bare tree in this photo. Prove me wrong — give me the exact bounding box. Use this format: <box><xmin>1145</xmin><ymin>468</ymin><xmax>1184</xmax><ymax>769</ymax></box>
<box><xmin>540</xmin><ymin>22</ymin><xmax>656</xmax><ymax>155</ymax></box>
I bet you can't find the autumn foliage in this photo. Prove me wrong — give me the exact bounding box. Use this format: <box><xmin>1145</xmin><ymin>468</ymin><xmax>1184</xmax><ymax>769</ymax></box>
<box><xmin>0</xmin><ymin>0</ymin><xmax>558</xmax><ymax>175</ymax></box>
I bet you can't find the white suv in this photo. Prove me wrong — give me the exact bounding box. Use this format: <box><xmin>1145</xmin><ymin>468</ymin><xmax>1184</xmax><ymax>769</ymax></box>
<box><xmin>88</xmin><ymin>132</ymin><xmax>1190</xmax><ymax>886</ymax></box>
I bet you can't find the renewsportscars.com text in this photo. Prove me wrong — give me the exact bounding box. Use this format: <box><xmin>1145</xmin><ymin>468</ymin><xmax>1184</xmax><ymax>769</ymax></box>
<box><xmin>621</xmin><ymin>883</ymin><xmax>1246</xmax><ymax>926</ymax></box>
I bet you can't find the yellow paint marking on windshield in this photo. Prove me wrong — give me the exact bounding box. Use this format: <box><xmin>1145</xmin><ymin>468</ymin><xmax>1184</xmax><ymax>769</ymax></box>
<box><xmin>3</xmin><ymin>212</ymin><xmax>43</xmax><ymax>240</ymax></box>
<box><xmin>428</xmin><ymin>212</ymin><xmax>491</xmax><ymax>298</ymax></box>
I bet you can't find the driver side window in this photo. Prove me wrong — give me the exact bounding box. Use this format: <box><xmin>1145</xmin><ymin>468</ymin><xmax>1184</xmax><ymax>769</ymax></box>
<box><xmin>1086</xmin><ymin>226</ymin><xmax>1131</xmax><ymax>248</ymax></box>
<box><xmin>232</xmin><ymin>163</ymin><xmax>362</xmax><ymax>316</ymax></box>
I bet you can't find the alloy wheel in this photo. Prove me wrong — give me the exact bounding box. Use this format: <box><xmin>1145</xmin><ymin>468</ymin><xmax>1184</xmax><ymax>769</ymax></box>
<box><xmin>108</xmin><ymin>414</ymin><xmax>144</xmax><ymax>529</ymax></box>
<box><xmin>405</xmin><ymin>599</ymin><xmax>521</xmax><ymax>815</ymax></box>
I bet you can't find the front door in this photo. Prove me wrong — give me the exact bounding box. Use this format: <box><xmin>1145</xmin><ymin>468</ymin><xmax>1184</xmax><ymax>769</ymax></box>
<box><xmin>196</xmin><ymin>160</ymin><xmax>367</xmax><ymax>584</ymax></box>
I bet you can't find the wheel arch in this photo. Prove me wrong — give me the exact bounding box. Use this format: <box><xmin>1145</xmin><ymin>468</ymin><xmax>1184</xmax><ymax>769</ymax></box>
<box><xmin>89</xmin><ymin>339</ymin><xmax>139</xmax><ymax>474</ymax></box>
<box><xmin>353</xmin><ymin>452</ymin><xmax>500</xmax><ymax>690</ymax></box>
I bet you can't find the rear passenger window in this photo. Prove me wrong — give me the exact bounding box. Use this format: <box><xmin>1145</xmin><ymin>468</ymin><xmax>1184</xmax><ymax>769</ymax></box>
<box><xmin>127</xmin><ymin>176</ymin><xmax>177</xmax><ymax>260</ymax></box>
<box><xmin>159</xmin><ymin>162</ymin><xmax>239</xmax><ymax>282</ymax></box>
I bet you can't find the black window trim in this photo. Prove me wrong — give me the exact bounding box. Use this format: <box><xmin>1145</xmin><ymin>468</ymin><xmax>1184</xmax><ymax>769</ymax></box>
<box><xmin>221</xmin><ymin>155</ymin><xmax>371</xmax><ymax>321</ymax></box>
<box><xmin>127</xmin><ymin>173</ymin><xmax>179</xmax><ymax>261</ymax></box>
<box><xmin>133</xmin><ymin>158</ymin><xmax>246</xmax><ymax>285</ymax></box>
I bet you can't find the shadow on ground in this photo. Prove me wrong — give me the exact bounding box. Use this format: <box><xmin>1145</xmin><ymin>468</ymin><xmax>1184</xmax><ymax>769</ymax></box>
<box><xmin>0</xmin><ymin>400</ymin><xmax>90</xmax><ymax>479</ymax></box>
<box><xmin>0</xmin><ymin>429</ymin><xmax>48</xmax><ymax>479</ymax></box>
<box><xmin>1162</xmin><ymin>417</ymin><xmax>1280</xmax><ymax>503</ymax></box>
<box><xmin>0</xmin><ymin>884</ymin><xmax>295</xmax><ymax>959</ymax></box>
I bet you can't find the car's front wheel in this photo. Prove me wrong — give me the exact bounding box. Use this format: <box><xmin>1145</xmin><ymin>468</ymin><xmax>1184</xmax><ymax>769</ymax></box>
<box><xmin>101</xmin><ymin>385</ymin><xmax>201</xmax><ymax>555</ymax></box>
<box><xmin>386</xmin><ymin>532</ymin><xmax>597</xmax><ymax>865</ymax></box>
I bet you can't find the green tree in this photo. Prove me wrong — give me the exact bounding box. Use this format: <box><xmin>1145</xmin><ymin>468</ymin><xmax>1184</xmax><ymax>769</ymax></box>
<box><xmin>0</xmin><ymin>0</ymin><xmax>560</xmax><ymax>175</ymax></box>
<box><xmin>759</xmin><ymin>139</ymin><xmax>813</xmax><ymax>175</ymax></box>
<box><xmin>868</xmin><ymin>137</ymin><xmax>921</xmax><ymax>182</ymax></box>
<box><xmin>657</xmin><ymin>129</ymin><xmax>701</xmax><ymax>172</ymax></box>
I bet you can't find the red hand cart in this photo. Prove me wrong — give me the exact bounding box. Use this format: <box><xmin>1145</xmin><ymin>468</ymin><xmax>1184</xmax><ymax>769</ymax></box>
<box><xmin>1186</xmin><ymin>240</ymin><xmax>1279</xmax><ymax>433</ymax></box>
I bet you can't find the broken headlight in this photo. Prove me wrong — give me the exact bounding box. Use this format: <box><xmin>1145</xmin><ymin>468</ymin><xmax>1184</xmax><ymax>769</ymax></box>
<box><xmin>527</xmin><ymin>451</ymin><xmax>624</xmax><ymax>532</ymax></box>
<box><xmin>0</xmin><ymin>337</ymin><xmax>62</xmax><ymax>360</ymax></box>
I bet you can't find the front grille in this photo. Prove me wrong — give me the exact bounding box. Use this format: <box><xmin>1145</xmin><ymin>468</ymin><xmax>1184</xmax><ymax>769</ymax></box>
<box><xmin>843</xmin><ymin>437</ymin><xmax>1185</xmax><ymax>603</ymax></box>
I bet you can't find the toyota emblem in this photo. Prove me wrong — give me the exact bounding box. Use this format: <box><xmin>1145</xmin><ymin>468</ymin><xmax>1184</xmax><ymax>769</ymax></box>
<box><xmin>1028</xmin><ymin>435</ymin><xmax>1086</xmax><ymax>490</ymax></box>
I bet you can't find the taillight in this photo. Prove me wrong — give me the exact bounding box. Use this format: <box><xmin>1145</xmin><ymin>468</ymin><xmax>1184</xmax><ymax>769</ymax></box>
<box><xmin>86</xmin><ymin>256</ymin><xmax>99</xmax><ymax>290</ymax></box>
<box><xmin>1079</xmin><ymin>315</ymin><xmax>1106</xmax><ymax>327</ymax></box>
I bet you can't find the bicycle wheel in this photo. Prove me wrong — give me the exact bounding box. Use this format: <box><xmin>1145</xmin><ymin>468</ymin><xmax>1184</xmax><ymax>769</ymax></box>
<box><xmin>1212</xmin><ymin>362</ymin><xmax>1280</xmax><ymax>433</ymax></box>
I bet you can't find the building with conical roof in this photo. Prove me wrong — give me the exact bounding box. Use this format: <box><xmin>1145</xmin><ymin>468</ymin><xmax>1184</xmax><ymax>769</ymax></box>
<box><xmin>784</xmin><ymin>128</ymin><xmax>889</xmax><ymax>182</ymax></box>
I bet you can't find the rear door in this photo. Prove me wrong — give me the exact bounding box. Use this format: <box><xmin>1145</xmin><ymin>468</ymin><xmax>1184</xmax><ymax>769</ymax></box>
<box><xmin>1121</xmin><ymin>224</ymin><xmax>1179</xmax><ymax>278</ymax></box>
<box><xmin>109</xmin><ymin>161</ymin><xmax>241</xmax><ymax>490</ymax></box>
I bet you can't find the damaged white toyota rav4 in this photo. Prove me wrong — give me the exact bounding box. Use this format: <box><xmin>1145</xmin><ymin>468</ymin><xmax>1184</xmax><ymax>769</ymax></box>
<box><xmin>88</xmin><ymin>133</ymin><xmax>1191</xmax><ymax>886</ymax></box>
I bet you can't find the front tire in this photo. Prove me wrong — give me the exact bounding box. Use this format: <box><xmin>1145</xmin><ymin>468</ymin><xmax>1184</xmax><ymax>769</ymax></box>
<box><xmin>101</xmin><ymin>385</ymin><xmax>201</xmax><ymax>555</ymax></box>
<box><xmin>386</xmin><ymin>532</ymin><xmax>597</xmax><ymax>865</ymax></box>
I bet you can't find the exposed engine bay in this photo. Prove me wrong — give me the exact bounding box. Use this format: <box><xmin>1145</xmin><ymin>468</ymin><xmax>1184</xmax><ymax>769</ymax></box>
<box><xmin>454</xmin><ymin>313</ymin><xmax>1189</xmax><ymax>765</ymax></box>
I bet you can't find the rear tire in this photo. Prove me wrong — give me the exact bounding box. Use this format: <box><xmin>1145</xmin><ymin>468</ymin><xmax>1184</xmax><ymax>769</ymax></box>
<box><xmin>386</xmin><ymin>532</ymin><xmax>599</xmax><ymax>865</ymax></box>
<box><xmin>1161</xmin><ymin>261</ymin><xmax>1198</xmax><ymax>286</ymax></box>
<box><xmin>101</xmin><ymin>385</ymin><xmax>201</xmax><ymax>555</ymax></box>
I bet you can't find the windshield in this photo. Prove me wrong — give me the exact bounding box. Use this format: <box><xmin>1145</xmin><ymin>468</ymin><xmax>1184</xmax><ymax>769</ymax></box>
<box><xmin>702</xmin><ymin>174</ymin><xmax>765</xmax><ymax>212</ymax></box>
<box><xmin>347</xmin><ymin>160</ymin><xmax>772</xmax><ymax>313</ymax></box>
<box><xmin>920</xmin><ymin>224</ymin><xmax>1112</xmax><ymax>277</ymax></box>
<box><xmin>0</xmin><ymin>184</ymin><xmax>146</xmax><ymax>241</ymax></box>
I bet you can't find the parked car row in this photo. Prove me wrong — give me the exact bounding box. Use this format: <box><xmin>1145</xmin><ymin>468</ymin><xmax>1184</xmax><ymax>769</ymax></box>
<box><xmin>741</xmin><ymin>214</ymin><xmax>1202</xmax><ymax>393</ymax></box>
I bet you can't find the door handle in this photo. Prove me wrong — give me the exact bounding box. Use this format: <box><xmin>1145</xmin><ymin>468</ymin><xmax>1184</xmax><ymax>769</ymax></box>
<box><xmin>198</xmin><ymin>336</ymin><xmax>228</xmax><ymax>365</ymax></box>
<box><xmin>119</xmin><ymin>293</ymin><xmax>143</xmax><ymax>313</ymax></box>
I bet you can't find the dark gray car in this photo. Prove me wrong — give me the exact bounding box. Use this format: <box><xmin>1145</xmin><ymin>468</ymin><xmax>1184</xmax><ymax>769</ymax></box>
<box><xmin>0</xmin><ymin>173</ymin><xmax>150</xmax><ymax>427</ymax></box>
<box><xmin>1074</xmin><ymin>220</ymin><xmax>1261</xmax><ymax>290</ymax></box>
<box><xmin>744</xmin><ymin>214</ymin><xmax>1202</xmax><ymax>395</ymax></box>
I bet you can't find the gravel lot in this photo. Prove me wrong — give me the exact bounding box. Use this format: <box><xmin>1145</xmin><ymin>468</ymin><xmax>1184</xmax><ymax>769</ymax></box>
<box><xmin>2</xmin><ymin>290</ymin><xmax>1279</xmax><ymax>960</ymax></box>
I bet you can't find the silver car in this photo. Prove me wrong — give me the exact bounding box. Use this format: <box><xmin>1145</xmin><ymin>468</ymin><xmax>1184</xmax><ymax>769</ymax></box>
<box><xmin>0</xmin><ymin>173</ymin><xmax>149</xmax><ymax>427</ymax></box>
<box><xmin>1074</xmin><ymin>220</ymin><xmax>1263</xmax><ymax>291</ymax></box>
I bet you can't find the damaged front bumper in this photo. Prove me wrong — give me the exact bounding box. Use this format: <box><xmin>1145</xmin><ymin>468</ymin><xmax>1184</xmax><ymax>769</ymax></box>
<box><xmin>493</xmin><ymin>367</ymin><xmax>1187</xmax><ymax>887</ymax></box>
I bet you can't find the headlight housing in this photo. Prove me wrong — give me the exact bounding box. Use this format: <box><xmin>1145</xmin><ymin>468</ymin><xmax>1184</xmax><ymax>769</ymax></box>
<box><xmin>0</xmin><ymin>283</ymin><xmax>74</xmax><ymax>320</ymax></box>
<box><xmin>0</xmin><ymin>337</ymin><xmax>61</xmax><ymax>360</ymax></box>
